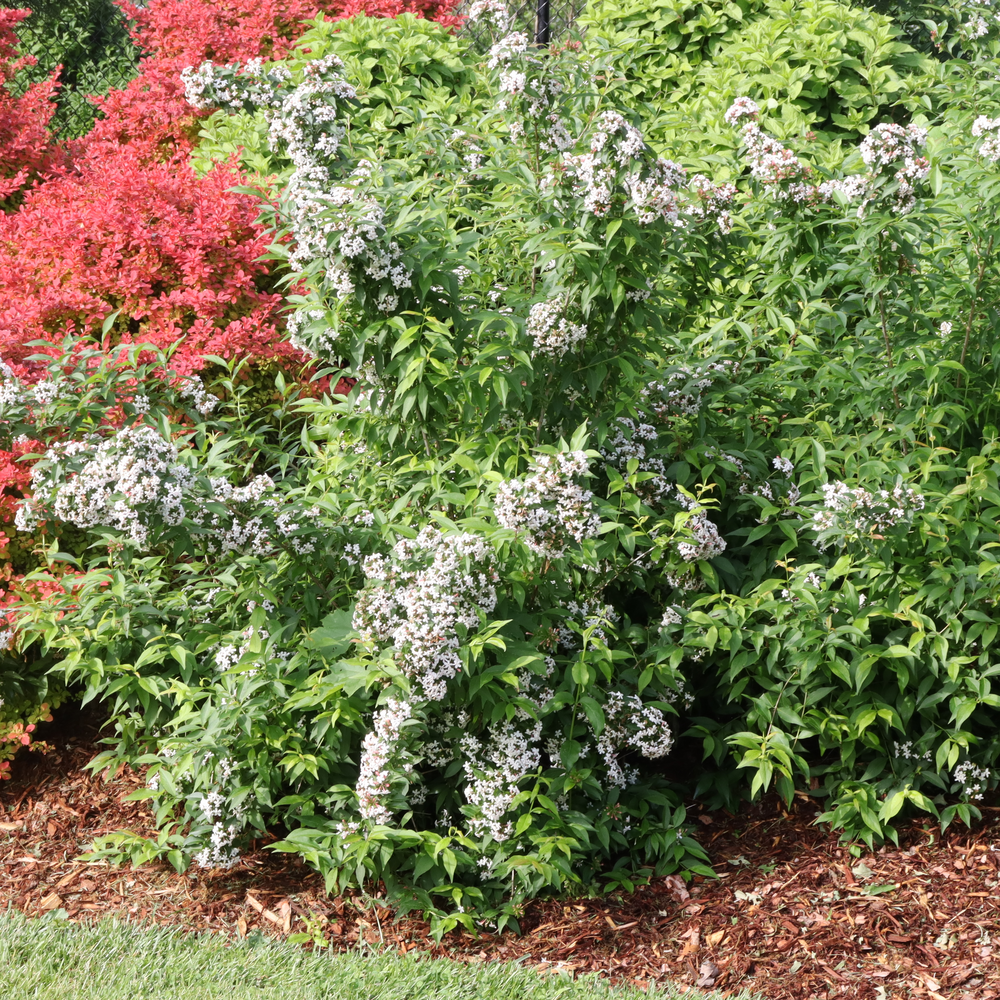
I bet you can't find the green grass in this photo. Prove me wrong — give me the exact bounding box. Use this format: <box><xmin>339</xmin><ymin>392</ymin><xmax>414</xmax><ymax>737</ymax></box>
<box><xmin>0</xmin><ymin>909</ymin><xmax>758</xmax><ymax>1000</ymax></box>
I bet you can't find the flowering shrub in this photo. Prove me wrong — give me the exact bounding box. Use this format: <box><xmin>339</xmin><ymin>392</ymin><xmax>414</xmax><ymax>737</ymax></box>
<box><xmin>493</xmin><ymin>452</ymin><xmax>600</xmax><ymax>558</ymax></box>
<box><xmin>12</xmin><ymin>0</ymin><xmax>1000</xmax><ymax>929</ymax></box>
<box><xmin>89</xmin><ymin>0</ymin><xmax>460</xmax><ymax>160</ymax></box>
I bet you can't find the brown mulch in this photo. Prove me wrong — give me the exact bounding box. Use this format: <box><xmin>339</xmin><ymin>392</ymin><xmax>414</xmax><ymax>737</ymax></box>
<box><xmin>2</xmin><ymin>707</ymin><xmax>999</xmax><ymax>1000</ymax></box>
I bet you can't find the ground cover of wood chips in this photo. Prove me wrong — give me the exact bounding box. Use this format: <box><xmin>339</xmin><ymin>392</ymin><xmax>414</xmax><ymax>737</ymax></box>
<box><xmin>2</xmin><ymin>706</ymin><xmax>999</xmax><ymax>1000</ymax></box>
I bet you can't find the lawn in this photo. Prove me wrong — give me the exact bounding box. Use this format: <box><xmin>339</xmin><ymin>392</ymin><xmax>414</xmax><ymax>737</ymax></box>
<box><xmin>0</xmin><ymin>909</ymin><xmax>754</xmax><ymax>1000</ymax></box>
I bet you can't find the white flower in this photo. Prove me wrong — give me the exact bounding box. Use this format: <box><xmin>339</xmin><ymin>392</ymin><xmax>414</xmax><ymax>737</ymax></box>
<box><xmin>179</xmin><ymin>375</ymin><xmax>217</xmax><ymax>416</ymax></box>
<box><xmin>494</xmin><ymin>451</ymin><xmax>600</xmax><ymax>558</ymax></box>
<box><xmin>353</xmin><ymin>529</ymin><xmax>498</xmax><ymax>701</ymax></box>
<box><xmin>811</xmin><ymin>480</ymin><xmax>925</xmax><ymax>543</ymax></box>
<box><xmin>31</xmin><ymin>381</ymin><xmax>59</xmax><ymax>406</ymax></box>
<box><xmin>724</xmin><ymin>97</ymin><xmax>759</xmax><ymax>127</ymax></box>
<box><xmin>462</xmin><ymin>720</ymin><xmax>541</xmax><ymax>842</ymax></box>
<box><xmin>972</xmin><ymin>115</ymin><xmax>1000</xmax><ymax>161</ymax></box>
<box><xmin>356</xmin><ymin>698</ymin><xmax>413</xmax><ymax>825</ymax></box>
<box><xmin>467</xmin><ymin>0</ymin><xmax>512</xmax><ymax>33</ymax></box>
<box><xmin>525</xmin><ymin>297</ymin><xmax>587</xmax><ymax>358</ymax></box>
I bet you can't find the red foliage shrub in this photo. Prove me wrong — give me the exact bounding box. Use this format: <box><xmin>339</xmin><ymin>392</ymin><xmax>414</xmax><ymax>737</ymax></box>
<box><xmin>0</xmin><ymin>146</ymin><xmax>292</xmax><ymax>374</ymax></box>
<box><xmin>0</xmin><ymin>436</ymin><xmax>34</xmax><ymax>527</ymax></box>
<box><xmin>0</xmin><ymin>712</ymin><xmax>52</xmax><ymax>780</ymax></box>
<box><xmin>0</xmin><ymin>8</ymin><xmax>61</xmax><ymax>206</ymax></box>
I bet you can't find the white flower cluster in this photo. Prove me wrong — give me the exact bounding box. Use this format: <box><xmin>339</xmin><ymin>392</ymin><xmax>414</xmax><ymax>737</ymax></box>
<box><xmin>487</xmin><ymin>30</ymin><xmax>572</xmax><ymax>153</ymax></box>
<box><xmin>640</xmin><ymin>361</ymin><xmax>739</xmax><ymax>422</ymax></box>
<box><xmin>626</xmin><ymin>155</ymin><xmax>687</xmax><ymax>225</ymax></box>
<box><xmin>450</xmin><ymin>128</ymin><xmax>486</xmax><ymax>177</ymax></box>
<box><xmin>663</xmin><ymin>677</ymin><xmax>696</xmax><ymax>711</ymax></box>
<box><xmin>194</xmin><ymin>821</ymin><xmax>242</xmax><ymax>870</ymax></box>
<box><xmin>288</xmin><ymin>160</ymin><xmax>411</xmax><ymax>314</ymax></box>
<box><xmin>31</xmin><ymin>381</ymin><xmax>58</xmax><ymax>406</ymax></box>
<box><xmin>973</xmin><ymin>115</ymin><xmax>1000</xmax><ymax>162</ymax></box>
<box><xmin>183</xmin><ymin>55</ymin><xmax>413</xmax><ymax>349</ymax></box>
<box><xmin>356</xmin><ymin>697</ymin><xmax>413</xmax><ymax>825</ymax></box>
<box><xmin>955</xmin><ymin>0</ymin><xmax>1000</xmax><ymax>39</ymax></box>
<box><xmin>967</xmin><ymin>14</ymin><xmax>991</xmax><ymax>36</ymax></box>
<box><xmin>954</xmin><ymin>760</ymin><xmax>991</xmax><ymax>801</ymax></box>
<box><xmin>857</xmin><ymin>122</ymin><xmax>930</xmax><ymax>217</ymax></box>
<box><xmin>894</xmin><ymin>739</ymin><xmax>932</xmax><ymax>763</ymax></box>
<box><xmin>858</xmin><ymin>122</ymin><xmax>930</xmax><ymax>168</ymax></box>
<box><xmin>591</xmin><ymin>110</ymin><xmax>646</xmax><ymax>165</ymax></box>
<box><xmin>660</xmin><ymin>606</ymin><xmax>683</xmax><ymax>628</ymax></box>
<box><xmin>626</xmin><ymin>278</ymin><xmax>655</xmax><ymax>303</ymax></box>
<box><xmin>15</xmin><ymin>424</ymin><xmax>315</xmax><ymax>556</ymax></box>
<box><xmin>466</xmin><ymin>0</ymin><xmax>512</xmax><ymax>34</ymax></box>
<box><xmin>688</xmin><ymin>174</ymin><xmax>737</xmax><ymax>233</ymax></box>
<box><xmin>595</xmin><ymin>691</ymin><xmax>673</xmax><ymax>789</ymax></box>
<box><xmin>556</xmin><ymin>150</ymin><xmax>617</xmax><ymax>217</ymax></box>
<box><xmin>461</xmin><ymin>720</ymin><xmax>541</xmax><ymax>842</ymax></box>
<box><xmin>525</xmin><ymin>296</ymin><xmax>587</xmax><ymax>358</ymax></box>
<box><xmin>558</xmin><ymin>114</ymin><xmax>684</xmax><ymax>225</ymax></box>
<box><xmin>353</xmin><ymin>528</ymin><xmax>499</xmax><ymax>701</ymax></box>
<box><xmin>180</xmin><ymin>61</ymin><xmax>227</xmax><ymax>110</ymax></box>
<box><xmin>724</xmin><ymin>96</ymin><xmax>760</xmax><ymax>127</ymax></box>
<box><xmin>494</xmin><ymin>451</ymin><xmax>601</xmax><ymax>558</ymax></box>
<box><xmin>600</xmin><ymin>417</ymin><xmax>670</xmax><ymax>502</ymax></box>
<box><xmin>0</xmin><ymin>360</ymin><xmax>21</xmax><ymax>408</ymax></box>
<box><xmin>740</xmin><ymin>120</ymin><xmax>810</xmax><ymax>188</ymax></box>
<box><xmin>676</xmin><ymin>508</ymin><xmax>727</xmax><ymax>563</ymax></box>
<box><xmin>811</xmin><ymin>481</ymin><xmax>926</xmax><ymax>540</ymax></box>
<box><xmin>724</xmin><ymin>98</ymin><xmax>868</xmax><ymax>209</ymax></box>
<box><xmin>179</xmin><ymin>375</ymin><xmax>218</xmax><ymax>416</ymax></box>
<box><xmin>213</xmin><ymin>624</ymin><xmax>268</xmax><ymax>673</ymax></box>
<box><xmin>15</xmin><ymin>426</ymin><xmax>193</xmax><ymax>546</ymax></box>
<box><xmin>556</xmin><ymin>599</ymin><xmax>618</xmax><ymax>651</ymax></box>
<box><xmin>742</xmin><ymin>453</ymin><xmax>800</xmax><ymax>509</ymax></box>
<box><xmin>0</xmin><ymin>610</ymin><xmax>12</xmax><ymax>650</ymax></box>
<box><xmin>660</xmin><ymin>487</ymin><xmax>726</xmax><ymax>591</ymax></box>
<box><xmin>186</xmin><ymin>757</ymin><xmax>248</xmax><ymax>870</ymax></box>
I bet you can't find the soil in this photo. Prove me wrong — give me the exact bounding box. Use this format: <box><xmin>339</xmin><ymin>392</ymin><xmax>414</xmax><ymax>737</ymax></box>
<box><xmin>2</xmin><ymin>703</ymin><xmax>998</xmax><ymax>1000</ymax></box>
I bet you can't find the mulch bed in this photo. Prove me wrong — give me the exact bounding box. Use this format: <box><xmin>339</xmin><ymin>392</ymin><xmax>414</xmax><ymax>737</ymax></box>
<box><xmin>2</xmin><ymin>706</ymin><xmax>999</xmax><ymax>1000</ymax></box>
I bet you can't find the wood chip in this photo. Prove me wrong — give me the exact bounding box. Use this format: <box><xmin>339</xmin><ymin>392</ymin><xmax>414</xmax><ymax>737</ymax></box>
<box><xmin>7</xmin><ymin>727</ymin><xmax>1000</xmax><ymax>1000</ymax></box>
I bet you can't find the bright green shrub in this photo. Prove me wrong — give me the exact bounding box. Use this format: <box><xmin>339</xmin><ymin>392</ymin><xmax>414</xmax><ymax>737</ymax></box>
<box><xmin>582</xmin><ymin>0</ymin><xmax>933</xmax><ymax>167</ymax></box>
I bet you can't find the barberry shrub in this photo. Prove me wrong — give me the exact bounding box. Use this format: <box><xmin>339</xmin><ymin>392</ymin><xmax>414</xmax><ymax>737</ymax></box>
<box><xmin>0</xmin><ymin>8</ymin><xmax>61</xmax><ymax>209</ymax></box>
<box><xmin>5</xmin><ymin>0</ymin><xmax>139</xmax><ymax>139</ymax></box>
